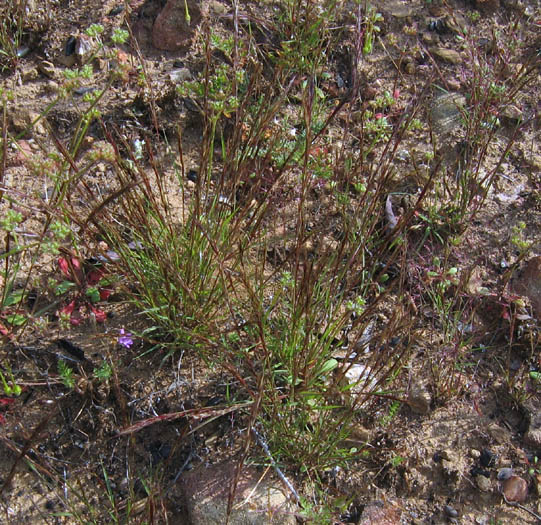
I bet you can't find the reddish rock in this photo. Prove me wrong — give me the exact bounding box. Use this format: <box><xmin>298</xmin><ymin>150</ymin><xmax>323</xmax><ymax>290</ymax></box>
<box><xmin>180</xmin><ymin>460</ymin><xmax>295</xmax><ymax>525</ymax></box>
<box><xmin>152</xmin><ymin>0</ymin><xmax>202</xmax><ymax>51</ymax></box>
<box><xmin>512</xmin><ymin>256</ymin><xmax>541</xmax><ymax>319</ymax></box>
<box><xmin>10</xmin><ymin>140</ymin><xmax>33</xmax><ymax>167</ymax></box>
<box><xmin>502</xmin><ymin>475</ymin><xmax>528</xmax><ymax>503</ymax></box>
<box><xmin>359</xmin><ymin>500</ymin><xmax>402</xmax><ymax>525</ymax></box>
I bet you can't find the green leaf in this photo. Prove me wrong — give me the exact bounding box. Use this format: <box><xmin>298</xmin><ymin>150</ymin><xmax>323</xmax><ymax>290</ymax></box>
<box><xmin>55</xmin><ymin>281</ymin><xmax>76</xmax><ymax>295</ymax></box>
<box><xmin>5</xmin><ymin>313</ymin><xmax>26</xmax><ymax>326</ymax></box>
<box><xmin>3</xmin><ymin>289</ymin><xmax>25</xmax><ymax>307</ymax></box>
<box><xmin>319</xmin><ymin>358</ymin><xmax>338</xmax><ymax>376</ymax></box>
<box><xmin>85</xmin><ymin>287</ymin><xmax>100</xmax><ymax>303</ymax></box>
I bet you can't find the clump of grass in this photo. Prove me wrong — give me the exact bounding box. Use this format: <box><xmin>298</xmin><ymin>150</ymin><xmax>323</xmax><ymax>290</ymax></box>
<box><xmin>94</xmin><ymin>1</ymin><xmax>431</xmax><ymax>480</ymax></box>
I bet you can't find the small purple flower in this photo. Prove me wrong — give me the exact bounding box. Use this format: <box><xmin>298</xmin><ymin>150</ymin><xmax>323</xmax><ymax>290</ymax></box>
<box><xmin>118</xmin><ymin>328</ymin><xmax>133</xmax><ymax>348</ymax></box>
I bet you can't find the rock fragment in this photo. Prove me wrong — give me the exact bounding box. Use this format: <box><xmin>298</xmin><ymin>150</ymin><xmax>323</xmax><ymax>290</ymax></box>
<box><xmin>430</xmin><ymin>47</ymin><xmax>463</xmax><ymax>64</ymax></box>
<box><xmin>512</xmin><ymin>257</ymin><xmax>541</xmax><ymax>319</ymax></box>
<box><xmin>180</xmin><ymin>460</ymin><xmax>295</xmax><ymax>525</ymax></box>
<box><xmin>502</xmin><ymin>475</ymin><xmax>528</xmax><ymax>503</ymax></box>
<box><xmin>408</xmin><ymin>380</ymin><xmax>431</xmax><ymax>414</ymax></box>
<box><xmin>152</xmin><ymin>0</ymin><xmax>202</xmax><ymax>51</ymax></box>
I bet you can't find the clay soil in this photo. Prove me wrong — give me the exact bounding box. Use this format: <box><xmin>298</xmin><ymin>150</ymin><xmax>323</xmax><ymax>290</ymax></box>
<box><xmin>0</xmin><ymin>1</ymin><xmax>540</xmax><ymax>524</ymax></box>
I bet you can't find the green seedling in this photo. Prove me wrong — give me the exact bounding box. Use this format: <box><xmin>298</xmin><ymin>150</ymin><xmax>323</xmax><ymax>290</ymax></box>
<box><xmin>58</xmin><ymin>359</ymin><xmax>75</xmax><ymax>389</ymax></box>
<box><xmin>362</xmin><ymin>6</ymin><xmax>383</xmax><ymax>55</ymax></box>
<box><xmin>0</xmin><ymin>365</ymin><xmax>21</xmax><ymax>396</ymax></box>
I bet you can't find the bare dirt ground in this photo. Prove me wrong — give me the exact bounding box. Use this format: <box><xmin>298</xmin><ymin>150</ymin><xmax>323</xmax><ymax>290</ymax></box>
<box><xmin>0</xmin><ymin>0</ymin><xmax>540</xmax><ymax>524</ymax></box>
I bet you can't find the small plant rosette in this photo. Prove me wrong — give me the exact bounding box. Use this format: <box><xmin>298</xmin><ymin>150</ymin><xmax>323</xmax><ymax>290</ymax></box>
<box><xmin>56</xmin><ymin>256</ymin><xmax>113</xmax><ymax>325</ymax></box>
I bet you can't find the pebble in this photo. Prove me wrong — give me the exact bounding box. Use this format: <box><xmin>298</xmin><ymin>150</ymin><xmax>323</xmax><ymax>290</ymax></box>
<box><xmin>469</xmin><ymin>449</ymin><xmax>481</xmax><ymax>460</ymax></box>
<box><xmin>497</xmin><ymin>467</ymin><xmax>513</xmax><ymax>481</ymax></box>
<box><xmin>38</xmin><ymin>60</ymin><xmax>56</xmax><ymax>78</ymax></box>
<box><xmin>108</xmin><ymin>5</ymin><xmax>124</xmax><ymax>16</ymax></box>
<box><xmin>512</xmin><ymin>257</ymin><xmax>541</xmax><ymax>320</ymax></box>
<box><xmin>524</xmin><ymin>154</ymin><xmax>541</xmax><ymax>172</ymax></box>
<box><xmin>209</xmin><ymin>0</ymin><xmax>227</xmax><ymax>15</ymax></box>
<box><xmin>43</xmin><ymin>80</ymin><xmax>59</xmax><ymax>94</ymax></box>
<box><xmin>430</xmin><ymin>47</ymin><xmax>463</xmax><ymax>64</ymax></box>
<box><xmin>408</xmin><ymin>380</ymin><xmax>431</xmax><ymax>414</ymax></box>
<box><xmin>9</xmin><ymin>140</ymin><xmax>33</xmax><ymax>167</ymax></box>
<box><xmin>64</xmin><ymin>35</ymin><xmax>76</xmax><ymax>56</ymax></box>
<box><xmin>152</xmin><ymin>0</ymin><xmax>201</xmax><ymax>51</ymax></box>
<box><xmin>502</xmin><ymin>475</ymin><xmax>528</xmax><ymax>502</ymax></box>
<box><xmin>444</xmin><ymin>505</ymin><xmax>458</xmax><ymax>518</ymax></box>
<box><xmin>403</xmin><ymin>59</ymin><xmax>415</xmax><ymax>74</ymax></box>
<box><xmin>475</xmin><ymin>474</ymin><xmax>492</xmax><ymax>492</ymax></box>
<box><xmin>74</xmin><ymin>87</ymin><xmax>96</xmax><ymax>96</ymax></box>
<box><xmin>168</xmin><ymin>67</ymin><xmax>192</xmax><ymax>83</ymax></box>
<box><xmin>429</xmin><ymin>93</ymin><xmax>466</xmax><ymax>138</ymax></box>
<box><xmin>480</xmin><ymin>448</ymin><xmax>497</xmax><ymax>468</ymax></box>
<box><xmin>389</xmin><ymin>5</ymin><xmax>415</xmax><ymax>18</ymax></box>
<box><xmin>22</xmin><ymin>67</ymin><xmax>39</xmax><ymax>82</ymax></box>
<box><xmin>75</xmin><ymin>35</ymin><xmax>93</xmax><ymax>62</ymax></box>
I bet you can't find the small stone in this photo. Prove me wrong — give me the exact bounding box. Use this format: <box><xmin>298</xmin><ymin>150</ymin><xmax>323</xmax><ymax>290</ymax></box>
<box><xmin>421</xmin><ymin>32</ymin><xmax>438</xmax><ymax>46</ymax></box>
<box><xmin>152</xmin><ymin>0</ymin><xmax>202</xmax><ymax>51</ymax></box>
<box><xmin>344</xmin><ymin>364</ymin><xmax>374</xmax><ymax>395</ymax></box>
<box><xmin>444</xmin><ymin>505</ymin><xmax>458</xmax><ymax>518</ymax></box>
<box><xmin>430</xmin><ymin>47</ymin><xmax>463</xmax><ymax>64</ymax></box>
<box><xmin>21</xmin><ymin>67</ymin><xmax>39</xmax><ymax>82</ymax></box>
<box><xmin>480</xmin><ymin>448</ymin><xmax>497</xmax><ymax>468</ymax></box>
<box><xmin>75</xmin><ymin>35</ymin><xmax>94</xmax><ymax>62</ymax></box>
<box><xmin>524</xmin><ymin>154</ymin><xmax>541</xmax><ymax>172</ymax></box>
<box><xmin>402</xmin><ymin>58</ymin><xmax>415</xmax><ymax>74</ymax></box>
<box><xmin>38</xmin><ymin>60</ymin><xmax>56</xmax><ymax>78</ymax></box>
<box><xmin>43</xmin><ymin>80</ymin><xmax>59</xmax><ymax>94</ymax></box>
<box><xmin>486</xmin><ymin>422</ymin><xmax>511</xmax><ymax>444</ymax></box>
<box><xmin>497</xmin><ymin>468</ymin><xmax>513</xmax><ymax>481</ymax></box>
<box><xmin>522</xmin><ymin>398</ymin><xmax>541</xmax><ymax>449</ymax></box>
<box><xmin>8</xmin><ymin>140</ymin><xmax>33</xmax><ymax>167</ymax></box>
<box><xmin>64</xmin><ymin>35</ymin><xmax>77</xmax><ymax>56</ymax></box>
<box><xmin>57</xmin><ymin>53</ymin><xmax>77</xmax><ymax>68</ymax></box>
<box><xmin>359</xmin><ymin>500</ymin><xmax>402</xmax><ymax>524</ymax></box>
<box><xmin>430</xmin><ymin>93</ymin><xmax>466</xmax><ymax>138</ymax></box>
<box><xmin>502</xmin><ymin>475</ymin><xmax>528</xmax><ymax>503</ymax></box>
<box><xmin>446</xmin><ymin>78</ymin><xmax>461</xmax><ymax>91</ymax></box>
<box><xmin>209</xmin><ymin>0</ymin><xmax>227</xmax><ymax>15</ymax></box>
<box><xmin>168</xmin><ymin>67</ymin><xmax>192</xmax><ymax>83</ymax></box>
<box><xmin>408</xmin><ymin>380</ymin><xmax>431</xmax><ymax>414</ymax></box>
<box><xmin>469</xmin><ymin>449</ymin><xmax>481</xmax><ymax>460</ymax></box>
<box><xmin>512</xmin><ymin>257</ymin><xmax>541</xmax><ymax>319</ymax></box>
<box><xmin>181</xmin><ymin>460</ymin><xmax>296</xmax><ymax>524</ymax></box>
<box><xmin>389</xmin><ymin>6</ymin><xmax>414</xmax><ymax>18</ymax></box>
<box><xmin>475</xmin><ymin>474</ymin><xmax>492</xmax><ymax>492</ymax></box>
<box><xmin>500</xmin><ymin>105</ymin><xmax>523</xmax><ymax>124</ymax></box>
